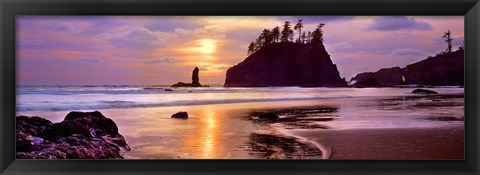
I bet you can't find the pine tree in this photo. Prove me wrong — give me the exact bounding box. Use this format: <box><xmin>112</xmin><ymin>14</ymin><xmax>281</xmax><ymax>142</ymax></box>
<box><xmin>294</xmin><ymin>19</ymin><xmax>304</xmax><ymax>43</ymax></box>
<box><xmin>247</xmin><ymin>42</ymin><xmax>255</xmax><ymax>55</ymax></box>
<box><xmin>272</xmin><ymin>26</ymin><xmax>280</xmax><ymax>43</ymax></box>
<box><xmin>301</xmin><ymin>32</ymin><xmax>307</xmax><ymax>44</ymax></box>
<box><xmin>442</xmin><ymin>30</ymin><xmax>453</xmax><ymax>53</ymax></box>
<box><xmin>281</xmin><ymin>21</ymin><xmax>294</xmax><ymax>42</ymax></box>
<box><xmin>312</xmin><ymin>23</ymin><xmax>325</xmax><ymax>42</ymax></box>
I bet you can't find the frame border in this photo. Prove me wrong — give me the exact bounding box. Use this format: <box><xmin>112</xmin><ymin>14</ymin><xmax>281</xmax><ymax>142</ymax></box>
<box><xmin>1</xmin><ymin>0</ymin><xmax>479</xmax><ymax>174</ymax></box>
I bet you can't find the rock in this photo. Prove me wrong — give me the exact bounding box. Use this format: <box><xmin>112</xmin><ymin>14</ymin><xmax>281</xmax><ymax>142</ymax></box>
<box><xmin>258</xmin><ymin>112</ymin><xmax>279</xmax><ymax>121</ymax></box>
<box><xmin>349</xmin><ymin>67</ymin><xmax>404</xmax><ymax>87</ymax></box>
<box><xmin>349</xmin><ymin>49</ymin><xmax>464</xmax><ymax>87</ymax></box>
<box><xmin>64</xmin><ymin>111</ymin><xmax>105</xmax><ymax>120</ymax></box>
<box><xmin>171</xmin><ymin>67</ymin><xmax>203</xmax><ymax>87</ymax></box>
<box><xmin>16</xmin><ymin>116</ymin><xmax>52</xmax><ymax>141</ymax></box>
<box><xmin>224</xmin><ymin>41</ymin><xmax>347</xmax><ymax>87</ymax></box>
<box><xmin>171</xmin><ymin>82</ymin><xmax>191</xmax><ymax>87</ymax></box>
<box><xmin>412</xmin><ymin>89</ymin><xmax>438</xmax><ymax>94</ymax></box>
<box><xmin>191</xmin><ymin>67</ymin><xmax>202</xmax><ymax>87</ymax></box>
<box><xmin>16</xmin><ymin>111</ymin><xmax>129</xmax><ymax>159</ymax></box>
<box><xmin>171</xmin><ymin>111</ymin><xmax>188</xmax><ymax>119</ymax></box>
<box><xmin>403</xmin><ymin>50</ymin><xmax>464</xmax><ymax>86</ymax></box>
<box><xmin>165</xmin><ymin>88</ymin><xmax>173</xmax><ymax>91</ymax></box>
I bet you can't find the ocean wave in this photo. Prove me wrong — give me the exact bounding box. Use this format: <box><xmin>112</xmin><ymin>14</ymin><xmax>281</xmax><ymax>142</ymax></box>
<box><xmin>16</xmin><ymin>96</ymin><xmax>350</xmax><ymax>112</ymax></box>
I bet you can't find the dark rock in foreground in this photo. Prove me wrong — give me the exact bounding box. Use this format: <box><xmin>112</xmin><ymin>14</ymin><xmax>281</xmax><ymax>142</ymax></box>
<box><xmin>349</xmin><ymin>67</ymin><xmax>404</xmax><ymax>88</ymax></box>
<box><xmin>171</xmin><ymin>111</ymin><xmax>189</xmax><ymax>119</ymax></box>
<box><xmin>171</xmin><ymin>67</ymin><xmax>203</xmax><ymax>87</ymax></box>
<box><xmin>224</xmin><ymin>41</ymin><xmax>347</xmax><ymax>87</ymax></box>
<box><xmin>16</xmin><ymin>111</ymin><xmax>130</xmax><ymax>159</ymax></box>
<box><xmin>412</xmin><ymin>89</ymin><xmax>438</xmax><ymax>94</ymax></box>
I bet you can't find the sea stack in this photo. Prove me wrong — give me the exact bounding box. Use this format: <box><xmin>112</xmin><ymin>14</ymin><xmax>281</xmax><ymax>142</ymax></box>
<box><xmin>349</xmin><ymin>49</ymin><xmax>464</xmax><ymax>87</ymax></box>
<box><xmin>171</xmin><ymin>67</ymin><xmax>203</xmax><ymax>87</ymax></box>
<box><xmin>224</xmin><ymin>41</ymin><xmax>347</xmax><ymax>87</ymax></box>
<box><xmin>191</xmin><ymin>67</ymin><xmax>202</xmax><ymax>87</ymax></box>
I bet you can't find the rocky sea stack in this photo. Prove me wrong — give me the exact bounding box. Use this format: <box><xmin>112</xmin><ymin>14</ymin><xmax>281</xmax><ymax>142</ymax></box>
<box><xmin>16</xmin><ymin>111</ymin><xmax>130</xmax><ymax>159</ymax></box>
<box><xmin>349</xmin><ymin>49</ymin><xmax>464</xmax><ymax>87</ymax></box>
<box><xmin>171</xmin><ymin>67</ymin><xmax>203</xmax><ymax>87</ymax></box>
<box><xmin>224</xmin><ymin>41</ymin><xmax>347</xmax><ymax>87</ymax></box>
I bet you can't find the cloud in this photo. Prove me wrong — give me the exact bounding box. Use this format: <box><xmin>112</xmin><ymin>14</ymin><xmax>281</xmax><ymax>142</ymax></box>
<box><xmin>98</xmin><ymin>26</ymin><xmax>158</xmax><ymax>42</ymax></box>
<box><xmin>366</xmin><ymin>16</ymin><xmax>432</xmax><ymax>31</ymax></box>
<box><xmin>79</xmin><ymin>57</ymin><xmax>102</xmax><ymax>63</ymax></box>
<box><xmin>326</xmin><ymin>42</ymin><xmax>352</xmax><ymax>52</ymax></box>
<box><xmin>19</xmin><ymin>39</ymin><xmax>43</xmax><ymax>47</ymax></box>
<box><xmin>54</xmin><ymin>22</ymin><xmax>89</xmax><ymax>33</ymax></box>
<box><xmin>143</xmin><ymin>58</ymin><xmax>180</xmax><ymax>64</ymax></box>
<box><xmin>390</xmin><ymin>48</ymin><xmax>429</xmax><ymax>57</ymax></box>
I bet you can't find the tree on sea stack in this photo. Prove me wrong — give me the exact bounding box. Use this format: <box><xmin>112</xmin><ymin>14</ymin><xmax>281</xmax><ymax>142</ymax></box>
<box><xmin>281</xmin><ymin>21</ymin><xmax>294</xmax><ymax>42</ymax></box>
<box><xmin>312</xmin><ymin>23</ymin><xmax>325</xmax><ymax>42</ymax></box>
<box><xmin>272</xmin><ymin>26</ymin><xmax>280</xmax><ymax>43</ymax></box>
<box><xmin>442</xmin><ymin>29</ymin><xmax>453</xmax><ymax>53</ymax></box>
<box><xmin>294</xmin><ymin>19</ymin><xmax>304</xmax><ymax>43</ymax></box>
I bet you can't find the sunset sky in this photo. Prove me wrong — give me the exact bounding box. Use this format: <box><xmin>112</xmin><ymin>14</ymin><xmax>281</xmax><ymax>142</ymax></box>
<box><xmin>17</xmin><ymin>16</ymin><xmax>464</xmax><ymax>85</ymax></box>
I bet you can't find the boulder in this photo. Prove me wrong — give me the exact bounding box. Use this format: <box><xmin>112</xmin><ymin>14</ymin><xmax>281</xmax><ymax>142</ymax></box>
<box><xmin>171</xmin><ymin>111</ymin><xmax>189</xmax><ymax>119</ymax></box>
<box><xmin>16</xmin><ymin>111</ymin><xmax>130</xmax><ymax>159</ymax></box>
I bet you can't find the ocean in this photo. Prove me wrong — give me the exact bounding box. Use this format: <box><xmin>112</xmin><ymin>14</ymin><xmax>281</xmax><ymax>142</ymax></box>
<box><xmin>16</xmin><ymin>85</ymin><xmax>464</xmax><ymax>112</ymax></box>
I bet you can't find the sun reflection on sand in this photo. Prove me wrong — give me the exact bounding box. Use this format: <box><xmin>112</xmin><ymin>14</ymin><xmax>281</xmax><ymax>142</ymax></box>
<box><xmin>185</xmin><ymin>107</ymin><xmax>221</xmax><ymax>158</ymax></box>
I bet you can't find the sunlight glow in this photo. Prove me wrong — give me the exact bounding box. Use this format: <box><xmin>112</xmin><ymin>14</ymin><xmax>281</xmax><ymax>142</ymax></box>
<box><xmin>197</xmin><ymin>39</ymin><xmax>216</xmax><ymax>54</ymax></box>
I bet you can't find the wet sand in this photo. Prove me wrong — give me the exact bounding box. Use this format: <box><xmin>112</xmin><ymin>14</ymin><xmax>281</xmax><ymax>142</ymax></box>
<box><xmin>281</xmin><ymin>126</ymin><xmax>464</xmax><ymax>159</ymax></box>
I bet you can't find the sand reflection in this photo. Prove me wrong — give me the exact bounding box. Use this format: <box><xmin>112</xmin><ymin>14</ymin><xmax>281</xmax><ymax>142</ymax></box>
<box><xmin>183</xmin><ymin>107</ymin><xmax>222</xmax><ymax>158</ymax></box>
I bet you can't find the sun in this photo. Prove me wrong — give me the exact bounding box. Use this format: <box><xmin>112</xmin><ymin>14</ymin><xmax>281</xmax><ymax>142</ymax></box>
<box><xmin>197</xmin><ymin>39</ymin><xmax>216</xmax><ymax>54</ymax></box>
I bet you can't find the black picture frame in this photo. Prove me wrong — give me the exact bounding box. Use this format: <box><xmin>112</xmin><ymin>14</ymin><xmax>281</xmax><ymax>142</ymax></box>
<box><xmin>1</xmin><ymin>0</ymin><xmax>479</xmax><ymax>174</ymax></box>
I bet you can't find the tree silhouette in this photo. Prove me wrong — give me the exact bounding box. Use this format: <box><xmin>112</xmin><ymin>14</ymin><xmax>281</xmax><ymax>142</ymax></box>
<box><xmin>301</xmin><ymin>32</ymin><xmax>307</xmax><ymax>44</ymax></box>
<box><xmin>459</xmin><ymin>40</ymin><xmax>464</xmax><ymax>51</ymax></box>
<box><xmin>312</xmin><ymin>23</ymin><xmax>325</xmax><ymax>41</ymax></box>
<box><xmin>442</xmin><ymin>30</ymin><xmax>453</xmax><ymax>53</ymax></box>
<box><xmin>307</xmin><ymin>31</ymin><xmax>312</xmax><ymax>43</ymax></box>
<box><xmin>281</xmin><ymin>21</ymin><xmax>294</xmax><ymax>42</ymax></box>
<box><xmin>247</xmin><ymin>42</ymin><xmax>255</xmax><ymax>55</ymax></box>
<box><xmin>272</xmin><ymin>26</ymin><xmax>280</xmax><ymax>43</ymax></box>
<box><xmin>294</xmin><ymin>19</ymin><xmax>304</xmax><ymax>43</ymax></box>
<box><xmin>246</xmin><ymin>20</ymin><xmax>327</xmax><ymax>55</ymax></box>
<box><xmin>261</xmin><ymin>29</ymin><xmax>274</xmax><ymax>46</ymax></box>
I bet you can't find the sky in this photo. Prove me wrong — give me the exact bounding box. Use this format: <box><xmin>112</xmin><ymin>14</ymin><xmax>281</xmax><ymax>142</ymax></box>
<box><xmin>17</xmin><ymin>16</ymin><xmax>464</xmax><ymax>85</ymax></box>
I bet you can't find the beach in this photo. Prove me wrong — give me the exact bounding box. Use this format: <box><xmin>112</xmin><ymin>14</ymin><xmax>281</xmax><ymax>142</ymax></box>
<box><xmin>16</xmin><ymin>86</ymin><xmax>464</xmax><ymax>159</ymax></box>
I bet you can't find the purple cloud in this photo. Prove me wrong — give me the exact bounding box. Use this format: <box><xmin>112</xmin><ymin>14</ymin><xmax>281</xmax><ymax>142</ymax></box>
<box><xmin>98</xmin><ymin>26</ymin><xmax>158</xmax><ymax>42</ymax></box>
<box><xmin>79</xmin><ymin>57</ymin><xmax>102</xmax><ymax>63</ymax></box>
<box><xmin>143</xmin><ymin>58</ymin><xmax>180</xmax><ymax>64</ymax></box>
<box><xmin>367</xmin><ymin>16</ymin><xmax>432</xmax><ymax>31</ymax></box>
<box><xmin>18</xmin><ymin>39</ymin><xmax>43</xmax><ymax>47</ymax></box>
<box><xmin>54</xmin><ymin>22</ymin><xmax>86</xmax><ymax>33</ymax></box>
<box><xmin>390</xmin><ymin>48</ymin><xmax>429</xmax><ymax>57</ymax></box>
